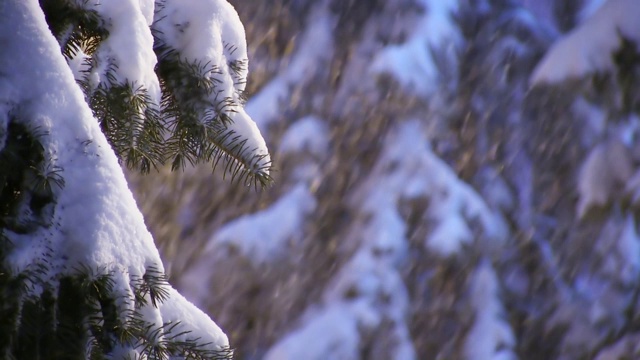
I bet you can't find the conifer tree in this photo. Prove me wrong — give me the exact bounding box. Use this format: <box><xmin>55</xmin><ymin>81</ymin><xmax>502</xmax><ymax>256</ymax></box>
<box><xmin>0</xmin><ymin>0</ymin><xmax>270</xmax><ymax>358</ymax></box>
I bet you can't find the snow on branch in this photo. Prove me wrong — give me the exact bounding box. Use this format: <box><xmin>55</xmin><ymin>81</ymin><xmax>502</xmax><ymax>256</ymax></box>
<box><xmin>356</xmin><ymin>120</ymin><xmax>508</xmax><ymax>257</ymax></box>
<box><xmin>153</xmin><ymin>0</ymin><xmax>271</xmax><ymax>187</ymax></box>
<box><xmin>39</xmin><ymin>0</ymin><xmax>272</xmax><ymax>185</ymax></box>
<box><xmin>530</xmin><ymin>0</ymin><xmax>640</xmax><ymax>85</ymax></box>
<box><xmin>464</xmin><ymin>261</ymin><xmax>517</xmax><ymax>360</ymax></box>
<box><xmin>0</xmin><ymin>0</ymin><xmax>231</xmax><ymax>357</ymax></box>
<box><xmin>370</xmin><ymin>0</ymin><xmax>462</xmax><ymax>96</ymax></box>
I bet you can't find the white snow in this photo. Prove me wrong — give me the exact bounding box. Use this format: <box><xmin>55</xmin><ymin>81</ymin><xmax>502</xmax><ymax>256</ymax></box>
<box><xmin>206</xmin><ymin>183</ymin><xmax>316</xmax><ymax>264</ymax></box>
<box><xmin>264</xmin><ymin>305</ymin><xmax>361</xmax><ymax>360</ymax></box>
<box><xmin>358</xmin><ymin>120</ymin><xmax>508</xmax><ymax>257</ymax></box>
<box><xmin>279</xmin><ymin>115</ymin><xmax>330</xmax><ymax>157</ymax></box>
<box><xmin>616</xmin><ymin>215</ymin><xmax>640</xmax><ymax>284</ymax></box>
<box><xmin>265</xmin><ymin>206</ymin><xmax>416</xmax><ymax>360</ymax></box>
<box><xmin>625</xmin><ymin>167</ymin><xmax>640</xmax><ymax>205</ymax></box>
<box><xmin>0</xmin><ymin>0</ymin><xmax>228</xmax><ymax>350</ymax></box>
<box><xmin>576</xmin><ymin>140</ymin><xmax>633</xmax><ymax>218</ymax></box>
<box><xmin>83</xmin><ymin>0</ymin><xmax>161</xmax><ymax>103</ymax></box>
<box><xmin>370</xmin><ymin>0</ymin><xmax>461</xmax><ymax>96</ymax></box>
<box><xmin>264</xmin><ymin>118</ymin><xmax>508</xmax><ymax>359</ymax></box>
<box><xmin>159</xmin><ymin>287</ymin><xmax>229</xmax><ymax>352</ymax></box>
<box><xmin>154</xmin><ymin>0</ymin><xmax>270</xmax><ymax>170</ymax></box>
<box><xmin>531</xmin><ymin>0</ymin><xmax>640</xmax><ymax>84</ymax></box>
<box><xmin>245</xmin><ymin>8</ymin><xmax>335</xmax><ymax>131</ymax></box>
<box><xmin>579</xmin><ymin>0</ymin><xmax>607</xmax><ymax>22</ymax></box>
<box><xmin>67</xmin><ymin>49</ymin><xmax>91</xmax><ymax>82</ymax></box>
<box><xmin>464</xmin><ymin>261</ymin><xmax>517</xmax><ymax>360</ymax></box>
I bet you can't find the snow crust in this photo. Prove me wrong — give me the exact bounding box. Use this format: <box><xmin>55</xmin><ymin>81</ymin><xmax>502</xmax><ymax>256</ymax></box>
<box><xmin>531</xmin><ymin>0</ymin><xmax>640</xmax><ymax>84</ymax></box>
<box><xmin>0</xmin><ymin>0</ymin><xmax>227</xmax><ymax>349</ymax></box>
<box><xmin>370</xmin><ymin>0</ymin><xmax>461</xmax><ymax>96</ymax></box>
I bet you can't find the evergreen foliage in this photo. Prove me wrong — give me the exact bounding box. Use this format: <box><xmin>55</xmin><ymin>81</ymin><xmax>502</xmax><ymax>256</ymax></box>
<box><xmin>38</xmin><ymin>0</ymin><xmax>272</xmax><ymax>187</ymax></box>
<box><xmin>0</xmin><ymin>113</ymin><xmax>233</xmax><ymax>358</ymax></box>
<box><xmin>0</xmin><ymin>0</ymin><xmax>263</xmax><ymax>358</ymax></box>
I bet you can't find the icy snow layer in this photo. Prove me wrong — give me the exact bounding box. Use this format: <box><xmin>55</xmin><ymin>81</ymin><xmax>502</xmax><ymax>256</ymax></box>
<box><xmin>0</xmin><ymin>0</ymin><xmax>227</xmax><ymax>349</ymax></box>
<box><xmin>531</xmin><ymin>0</ymin><xmax>640</xmax><ymax>84</ymax></box>
<box><xmin>154</xmin><ymin>0</ymin><xmax>270</xmax><ymax>170</ymax></box>
<box><xmin>370</xmin><ymin>0</ymin><xmax>461</xmax><ymax>96</ymax></box>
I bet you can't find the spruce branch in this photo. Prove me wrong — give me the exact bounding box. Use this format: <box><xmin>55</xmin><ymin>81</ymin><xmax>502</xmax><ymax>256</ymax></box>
<box><xmin>154</xmin><ymin>31</ymin><xmax>272</xmax><ymax>188</ymax></box>
<box><xmin>39</xmin><ymin>0</ymin><xmax>108</xmax><ymax>59</ymax></box>
<box><xmin>131</xmin><ymin>266</ymin><xmax>170</xmax><ymax>309</ymax></box>
<box><xmin>84</xmin><ymin>76</ymin><xmax>165</xmax><ymax>173</ymax></box>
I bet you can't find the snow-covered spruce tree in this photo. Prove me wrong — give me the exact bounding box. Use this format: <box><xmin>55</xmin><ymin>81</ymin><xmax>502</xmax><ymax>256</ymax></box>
<box><xmin>0</xmin><ymin>0</ymin><xmax>269</xmax><ymax>358</ymax></box>
<box><xmin>528</xmin><ymin>0</ymin><xmax>640</xmax><ymax>357</ymax></box>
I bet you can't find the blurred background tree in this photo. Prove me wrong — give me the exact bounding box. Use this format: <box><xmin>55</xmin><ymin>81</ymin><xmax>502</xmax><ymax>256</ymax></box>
<box><xmin>128</xmin><ymin>0</ymin><xmax>640</xmax><ymax>359</ymax></box>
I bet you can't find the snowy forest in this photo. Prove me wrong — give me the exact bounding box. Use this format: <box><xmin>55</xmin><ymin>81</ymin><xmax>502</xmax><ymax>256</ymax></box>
<box><xmin>1</xmin><ymin>0</ymin><xmax>640</xmax><ymax>359</ymax></box>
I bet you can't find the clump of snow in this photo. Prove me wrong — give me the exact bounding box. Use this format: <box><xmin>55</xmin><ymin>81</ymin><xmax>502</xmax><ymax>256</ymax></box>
<box><xmin>576</xmin><ymin>140</ymin><xmax>633</xmax><ymax>218</ymax></box>
<box><xmin>2</xmin><ymin>0</ymin><xmax>159</xmax><ymax>276</ymax></box>
<box><xmin>595</xmin><ymin>215</ymin><xmax>640</xmax><ymax>285</ymax></box>
<box><xmin>358</xmin><ymin>120</ymin><xmax>508</xmax><ymax>257</ymax></box>
<box><xmin>464</xmin><ymin>261</ymin><xmax>517</xmax><ymax>360</ymax></box>
<box><xmin>624</xmin><ymin>161</ymin><xmax>640</xmax><ymax>205</ymax></box>
<box><xmin>159</xmin><ymin>287</ymin><xmax>229</xmax><ymax>352</ymax></box>
<box><xmin>279</xmin><ymin>115</ymin><xmax>330</xmax><ymax>157</ymax></box>
<box><xmin>205</xmin><ymin>183</ymin><xmax>316</xmax><ymax>264</ymax></box>
<box><xmin>245</xmin><ymin>7</ymin><xmax>335</xmax><ymax>131</ymax></box>
<box><xmin>572</xmin><ymin>98</ymin><xmax>608</xmax><ymax>148</ymax></box>
<box><xmin>265</xmin><ymin>202</ymin><xmax>416</xmax><ymax>360</ymax></box>
<box><xmin>83</xmin><ymin>0</ymin><xmax>161</xmax><ymax>103</ymax></box>
<box><xmin>370</xmin><ymin>0</ymin><xmax>461</xmax><ymax>96</ymax></box>
<box><xmin>530</xmin><ymin>0</ymin><xmax>640</xmax><ymax>84</ymax></box>
<box><xmin>0</xmin><ymin>0</ymin><xmax>228</xmax><ymax>349</ymax></box>
<box><xmin>154</xmin><ymin>0</ymin><xmax>270</xmax><ymax>170</ymax></box>
<box><xmin>154</xmin><ymin>0</ymin><xmax>247</xmax><ymax>78</ymax></box>
<box><xmin>263</xmin><ymin>128</ymin><xmax>428</xmax><ymax>359</ymax></box>
<box><xmin>264</xmin><ymin>305</ymin><xmax>361</xmax><ymax>360</ymax></box>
